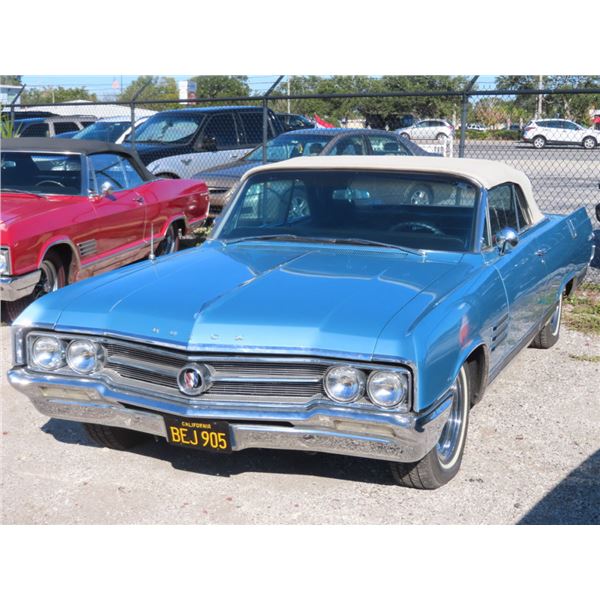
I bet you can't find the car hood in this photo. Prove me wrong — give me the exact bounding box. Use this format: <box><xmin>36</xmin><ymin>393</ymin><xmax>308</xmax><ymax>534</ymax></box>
<box><xmin>0</xmin><ymin>192</ymin><xmax>69</xmax><ymax>225</ymax></box>
<box><xmin>194</xmin><ymin>160</ymin><xmax>261</xmax><ymax>182</ymax></box>
<box><xmin>21</xmin><ymin>241</ymin><xmax>469</xmax><ymax>359</ymax></box>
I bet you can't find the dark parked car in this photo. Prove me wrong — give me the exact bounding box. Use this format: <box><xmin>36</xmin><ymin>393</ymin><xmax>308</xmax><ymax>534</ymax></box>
<box><xmin>122</xmin><ymin>106</ymin><xmax>284</xmax><ymax>179</ymax></box>
<box><xmin>13</xmin><ymin>115</ymin><xmax>97</xmax><ymax>138</ymax></box>
<box><xmin>277</xmin><ymin>113</ymin><xmax>315</xmax><ymax>131</ymax></box>
<box><xmin>194</xmin><ymin>128</ymin><xmax>437</xmax><ymax>214</ymax></box>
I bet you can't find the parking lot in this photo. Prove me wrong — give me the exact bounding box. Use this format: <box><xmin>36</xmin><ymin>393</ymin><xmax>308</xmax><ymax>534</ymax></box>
<box><xmin>2</xmin><ymin>322</ymin><xmax>598</xmax><ymax>525</ymax></box>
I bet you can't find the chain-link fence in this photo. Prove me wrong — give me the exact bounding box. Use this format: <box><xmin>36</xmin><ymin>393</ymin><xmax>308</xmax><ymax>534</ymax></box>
<box><xmin>3</xmin><ymin>81</ymin><xmax>599</xmax><ymax>281</ymax></box>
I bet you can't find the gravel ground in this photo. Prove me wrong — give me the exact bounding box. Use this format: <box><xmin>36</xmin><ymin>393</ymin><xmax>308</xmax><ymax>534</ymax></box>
<box><xmin>1</xmin><ymin>322</ymin><xmax>598</xmax><ymax>525</ymax></box>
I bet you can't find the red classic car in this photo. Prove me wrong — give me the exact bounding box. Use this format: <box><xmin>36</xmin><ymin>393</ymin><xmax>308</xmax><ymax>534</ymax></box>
<box><xmin>0</xmin><ymin>138</ymin><xmax>209</xmax><ymax>321</ymax></box>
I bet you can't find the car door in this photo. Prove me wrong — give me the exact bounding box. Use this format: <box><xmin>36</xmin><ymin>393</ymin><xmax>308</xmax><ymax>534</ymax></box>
<box><xmin>484</xmin><ymin>183</ymin><xmax>548</xmax><ymax>367</ymax></box>
<box><xmin>175</xmin><ymin>112</ymin><xmax>243</xmax><ymax>178</ymax></box>
<box><xmin>87</xmin><ymin>153</ymin><xmax>147</xmax><ymax>272</ymax></box>
<box><xmin>562</xmin><ymin>121</ymin><xmax>583</xmax><ymax>144</ymax></box>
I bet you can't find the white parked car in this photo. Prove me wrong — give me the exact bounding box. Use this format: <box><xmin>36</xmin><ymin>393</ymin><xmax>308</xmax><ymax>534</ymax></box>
<box><xmin>395</xmin><ymin>119</ymin><xmax>454</xmax><ymax>141</ymax></box>
<box><xmin>522</xmin><ymin>119</ymin><xmax>600</xmax><ymax>149</ymax></box>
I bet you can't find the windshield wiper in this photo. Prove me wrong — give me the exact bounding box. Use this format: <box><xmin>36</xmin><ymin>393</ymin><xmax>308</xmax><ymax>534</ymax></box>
<box><xmin>222</xmin><ymin>234</ymin><xmax>425</xmax><ymax>255</ymax></box>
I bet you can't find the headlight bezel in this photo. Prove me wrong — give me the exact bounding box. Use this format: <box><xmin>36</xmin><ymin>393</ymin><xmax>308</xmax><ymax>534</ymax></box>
<box><xmin>66</xmin><ymin>339</ymin><xmax>105</xmax><ymax>375</ymax></box>
<box><xmin>27</xmin><ymin>332</ymin><xmax>106</xmax><ymax>376</ymax></box>
<box><xmin>323</xmin><ymin>365</ymin><xmax>367</xmax><ymax>404</ymax></box>
<box><xmin>367</xmin><ymin>370</ymin><xmax>410</xmax><ymax>410</ymax></box>
<box><xmin>323</xmin><ymin>363</ymin><xmax>412</xmax><ymax>411</ymax></box>
<box><xmin>30</xmin><ymin>335</ymin><xmax>66</xmax><ymax>371</ymax></box>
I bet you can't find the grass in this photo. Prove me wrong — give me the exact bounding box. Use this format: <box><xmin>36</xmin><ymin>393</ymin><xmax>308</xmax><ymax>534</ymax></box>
<box><xmin>568</xmin><ymin>354</ymin><xmax>600</xmax><ymax>363</ymax></box>
<box><xmin>563</xmin><ymin>283</ymin><xmax>600</xmax><ymax>335</ymax></box>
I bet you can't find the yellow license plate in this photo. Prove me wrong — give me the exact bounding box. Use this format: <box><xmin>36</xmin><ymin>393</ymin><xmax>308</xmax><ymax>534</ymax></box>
<box><xmin>164</xmin><ymin>417</ymin><xmax>232</xmax><ymax>453</ymax></box>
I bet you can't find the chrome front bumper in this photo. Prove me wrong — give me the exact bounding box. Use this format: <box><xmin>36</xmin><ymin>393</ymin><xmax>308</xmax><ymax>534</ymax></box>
<box><xmin>0</xmin><ymin>270</ymin><xmax>41</xmax><ymax>302</ymax></box>
<box><xmin>8</xmin><ymin>368</ymin><xmax>452</xmax><ymax>463</ymax></box>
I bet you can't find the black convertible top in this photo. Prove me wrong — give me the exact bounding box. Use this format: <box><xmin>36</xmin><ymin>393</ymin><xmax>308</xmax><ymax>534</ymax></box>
<box><xmin>1</xmin><ymin>138</ymin><xmax>154</xmax><ymax>179</ymax></box>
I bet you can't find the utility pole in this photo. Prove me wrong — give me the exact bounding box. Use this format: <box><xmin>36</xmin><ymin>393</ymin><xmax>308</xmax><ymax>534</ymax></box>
<box><xmin>537</xmin><ymin>75</ymin><xmax>543</xmax><ymax>119</ymax></box>
<box><xmin>287</xmin><ymin>76</ymin><xmax>291</xmax><ymax>114</ymax></box>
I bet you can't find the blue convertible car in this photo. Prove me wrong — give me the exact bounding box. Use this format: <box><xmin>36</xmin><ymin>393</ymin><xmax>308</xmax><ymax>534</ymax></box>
<box><xmin>8</xmin><ymin>156</ymin><xmax>593</xmax><ymax>488</ymax></box>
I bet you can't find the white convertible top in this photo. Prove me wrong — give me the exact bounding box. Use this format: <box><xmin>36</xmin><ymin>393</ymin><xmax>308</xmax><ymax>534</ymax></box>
<box><xmin>245</xmin><ymin>156</ymin><xmax>544</xmax><ymax>223</ymax></box>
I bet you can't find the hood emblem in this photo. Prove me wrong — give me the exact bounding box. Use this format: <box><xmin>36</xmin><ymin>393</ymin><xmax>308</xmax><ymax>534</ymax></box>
<box><xmin>177</xmin><ymin>363</ymin><xmax>212</xmax><ymax>396</ymax></box>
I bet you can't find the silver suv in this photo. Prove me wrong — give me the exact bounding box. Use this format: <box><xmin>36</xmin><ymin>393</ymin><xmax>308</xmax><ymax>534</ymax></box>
<box><xmin>522</xmin><ymin>119</ymin><xmax>600</xmax><ymax>149</ymax></box>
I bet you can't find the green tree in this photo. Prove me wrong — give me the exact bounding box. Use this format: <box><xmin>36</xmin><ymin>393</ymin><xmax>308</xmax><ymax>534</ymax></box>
<box><xmin>543</xmin><ymin>75</ymin><xmax>600</xmax><ymax>124</ymax></box>
<box><xmin>118</xmin><ymin>76</ymin><xmax>179</xmax><ymax>110</ymax></box>
<box><xmin>22</xmin><ymin>86</ymin><xmax>97</xmax><ymax>104</ymax></box>
<box><xmin>188</xmin><ymin>76</ymin><xmax>250</xmax><ymax>99</ymax></box>
<box><xmin>0</xmin><ymin>75</ymin><xmax>22</xmax><ymax>86</ymax></box>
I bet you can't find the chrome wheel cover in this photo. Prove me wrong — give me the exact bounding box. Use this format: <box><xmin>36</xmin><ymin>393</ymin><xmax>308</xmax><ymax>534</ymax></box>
<box><xmin>550</xmin><ymin>295</ymin><xmax>562</xmax><ymax>336</ymax></box>
<box><xmin>34</xmin><ymin>260</ymin><xmax>59</xmax><ymax>298</ymax></box>
<box><xmin>436</xmin><ymin>366</ymin><xmax>468</xmax><ymax>469</ymax></box>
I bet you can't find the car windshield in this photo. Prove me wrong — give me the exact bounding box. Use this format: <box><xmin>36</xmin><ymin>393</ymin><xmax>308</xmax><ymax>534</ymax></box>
<box><xmin>244</xmin><ymin>134</ymin><xmax>332</xmax><ymax>162</ymax></box>
<box><xmin>1</xmin><ymin>151</ymin><xmax>82</xmax><ymax>195</ymax></box>
<box><xmin>73</xmin><ymin>120</ymin><xmax>130</xmax><ymax>142</ymax></box>
<box><xmin>213</xmin><ymin>170</ymin><xmax>479</xmax><ymax>252</ymax></box>
<box><xmin>131</xmin><ymin>114</ymin><xmax>204</xmax><ymax>144</ymax></box>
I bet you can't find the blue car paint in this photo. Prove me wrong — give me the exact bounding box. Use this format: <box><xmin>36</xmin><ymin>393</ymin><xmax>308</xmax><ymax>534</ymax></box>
<box><xmin>15</xmin><ymin>198</ymin><xmax>593</xmax><ymax>415</ymax></box>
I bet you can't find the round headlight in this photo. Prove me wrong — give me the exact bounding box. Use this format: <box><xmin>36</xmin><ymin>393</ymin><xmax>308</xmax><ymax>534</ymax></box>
<box><xmin>324</xmin><ymin>366</ymin><xmax>366</xmax><ymax>403</ymax></box>
<box><xmin>367</xmin><ymin>371</ymin><xmax>408</xmax><ymax>409</ymax></box>
<box><xmin>66</xmin><ymin>340</ymin><xmax>104</xmax><ymax>374</ymax></box>
<box><xmin>31</xmin><ymin>336</ymin><xmax>65</xmax><ymax>370</ymax></box>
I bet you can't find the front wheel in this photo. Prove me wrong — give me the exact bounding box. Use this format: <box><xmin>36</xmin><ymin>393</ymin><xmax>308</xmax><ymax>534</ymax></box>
<box><xmin>436</xmin><ymin>133</ymin><xmax>448</xmax><ymax>142</ymax></box>
<box><xmin>3</xmin><ymin>251</ymin><xmax>66</xmax><ymax>322</ymax></box>
<box><xmin>83</xmin><ymin>423</ymin><xmax>149</xmax><ymax>450</ymax></box>
<box><xmin>582</xmin><ymin>136</ymin><xmax>597</xmax><ymax>149</ymax></box>
<box><xmin>390</xmin><ymin>362</ymin><xmax>472</xmax><ymax>489</ymax></box>
<box><xmin>399</xmin><ymin>132</ymin><xmax>410</xmax><ymax>140</ymax></box>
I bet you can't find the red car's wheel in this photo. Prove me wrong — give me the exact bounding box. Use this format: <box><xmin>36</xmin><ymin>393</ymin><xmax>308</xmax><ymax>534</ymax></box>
<box><xmin>3</xmin><ymin>251</ymin><xmax>66</xmax><ymax>323</ymax></box>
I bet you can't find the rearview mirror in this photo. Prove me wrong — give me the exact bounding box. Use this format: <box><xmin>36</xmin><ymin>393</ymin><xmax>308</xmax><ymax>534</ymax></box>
<box><xmin>495</xmin><ymin>227</ymin><xmax>519</xmax><ymax>254</ymax></box>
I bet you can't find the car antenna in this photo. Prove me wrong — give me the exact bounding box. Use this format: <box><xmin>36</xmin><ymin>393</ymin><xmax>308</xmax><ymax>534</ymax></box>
<box><xmin>149</xmin><ymin>224</ymin><xmax>156</xmax><ymax>261</ymax></box>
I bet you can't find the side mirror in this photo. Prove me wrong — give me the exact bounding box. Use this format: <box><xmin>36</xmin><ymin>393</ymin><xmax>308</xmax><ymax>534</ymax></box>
<box><xmin>101</xmin><ymin>181</ymin><xmax>113</xmax><ymax>196</ymax></box>
<box><xmin>199</xmin><ymin>136</ymin><xmax>218</xmax><ymax>152</ymax></box>
<box><xmin>495</xmin><ymin>227</ymin><xmax>520</xmax><ymax>254</ymax></box>
<box><xmin>595</xmin><ymin>203</ymin><xmax>600</xmax><ymax>223</ymax></box>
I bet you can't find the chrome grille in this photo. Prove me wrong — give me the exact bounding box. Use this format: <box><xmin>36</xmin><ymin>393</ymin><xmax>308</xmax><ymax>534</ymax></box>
<box><xmin>102</xmin><ymin>339</ymin><xmax>329</xmax><ymax>403</ymax></box>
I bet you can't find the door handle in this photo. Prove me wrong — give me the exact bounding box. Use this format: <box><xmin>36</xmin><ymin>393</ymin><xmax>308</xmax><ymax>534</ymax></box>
<box><xmin>535</xmin><ymin>249</ymin><xmax>546</xmax><ymax>257</ymax></box>
<box><xmin>135</xmin><ymin>196</ymin><xmax>145</xmax><ymax>204</ymax></box>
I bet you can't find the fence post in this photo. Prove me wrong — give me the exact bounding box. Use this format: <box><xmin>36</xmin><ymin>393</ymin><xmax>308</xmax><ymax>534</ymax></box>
<box><xmin>9</xmin><ymin>84</ymin><xmax>26</xmax><ymax>129</ymax></box>
<box><xmin>458</xmin><ymin>94</ymin><xmax>468</xmax><ymax>157</ymax></box>
<box><xmin>458</xmin><ymin>76</ymin><xmax>479</xmax><ymax>158</ymax></box>
<box><xmin>262</xmin><ymin>76</ymin><xmax>285</xmax><ymax>163</ymax></box>
<box><xmin>129</xmin><ymin>79</ymin><xmax>152</xmax><ymax>151</ymax></box>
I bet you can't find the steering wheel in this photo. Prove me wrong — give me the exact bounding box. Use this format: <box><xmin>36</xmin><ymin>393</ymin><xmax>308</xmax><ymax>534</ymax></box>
<box><xmin>390</xmin><ymin>221</ymin><xmax>444</xmax><ymax>235</ymax></box>
<box><xmin>36</xmin><ymin>180</ymin><xmax>66</xmax><ymax>188</ymax></box>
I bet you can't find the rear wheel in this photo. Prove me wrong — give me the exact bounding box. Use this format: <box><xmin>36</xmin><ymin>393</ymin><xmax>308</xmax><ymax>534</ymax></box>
<box><xmin>399</xmin><ymin>132</ymin><xmax>410</xmax><ymax>140</ymax></box>
<box><xmin>532</xmin><ymin>135</ymin><xmax>546</xmax><ymax>149</ymax></box>
<box><xmin>530</xmin><ymin>294</ymin><xmax>562</xmax><ymax>349</ymax></box>
<box><xmin>83</xmin><ymin>423</ymin><xmax>149</xmax><ymax>450</ymax></box>
<box><xmin>155</xmin><ymin>224</ymin><xmax>180</xmax><ymax>256</ymax></box>
<box><xmin>3</xmin><ymin>251</ymin><xmax>66</xmax><ymax>322</ymax></box>
<box><xmin>156</xmin><ymin>173</ymin><xmax>179</xmax><ymax>179</ymax></box>
<box><xmin>390</xmin><ymin>362</ymin><xmax>472</xmax><ymax>489</ymax></box>
<box><xmin>582</xmin><ymin>136</ymin><xmax>597</xmax><ymax>149</ymax></box>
